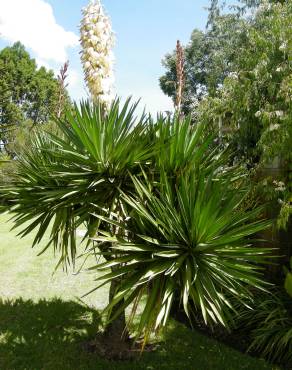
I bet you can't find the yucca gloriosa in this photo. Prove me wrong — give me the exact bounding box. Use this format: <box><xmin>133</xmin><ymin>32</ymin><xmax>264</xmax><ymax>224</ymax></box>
<box><xmin>2</xmin><ymin>98</ymin><xmax>152</xmax><ymax>339</ymax></box>
<box><xmin>92</xmin><ymin>170</ymin><xmax>272</xmax><ymax>342</ymax></box>
<box><xmin>1</xmin><ymin>98</ymin><xmax>272</xmax><ymax>347</ymax></box>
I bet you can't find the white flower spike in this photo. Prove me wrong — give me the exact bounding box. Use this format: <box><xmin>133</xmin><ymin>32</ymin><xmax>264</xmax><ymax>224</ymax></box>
<box><xmin>80</xmin><ymin>0</ymin><xmax>115</xmax><ymax>105</ymax></box>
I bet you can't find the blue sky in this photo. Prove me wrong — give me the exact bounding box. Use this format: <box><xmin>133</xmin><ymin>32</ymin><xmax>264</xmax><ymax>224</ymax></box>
<box><xmin>0</xmin><ymin>0</ymin><xmax>212</xmax><ymax>114</ymax></box>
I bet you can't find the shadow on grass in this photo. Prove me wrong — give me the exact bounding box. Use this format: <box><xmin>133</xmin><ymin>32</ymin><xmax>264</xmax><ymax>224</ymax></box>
<box><xmin>0</xmin><ymin>298</ymin><xmax>104</xmax><ymax>370</ymax></box>
<box><xmin>0</xmin><ymin>298</ymin><xmax>273</xmax><ymax>370</ymax></box>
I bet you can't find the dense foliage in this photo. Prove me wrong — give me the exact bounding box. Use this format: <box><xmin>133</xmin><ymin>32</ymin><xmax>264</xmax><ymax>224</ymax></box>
<box><xmin>235</xmin><ymin>287</ymin><xmax>292</xmax><ymax>364</ymax></box>
<box><xmin>199</xmin><ymin>1</ymin><xmax>292</xmax><ymax>163</ymax></box>
<box><xmin>0</xmin><ymin>42</ymin><xmax>70</xmax><ymax>154</ymax></box>
<box><xmin>201</xmin><ymin>1</ymin><xmax>292</xmax><ymax>229</ymax></box>
<box><xmin>161</xmin><ymin>0</ymin><xmax>292</xmax><ymax>227</ymax></box>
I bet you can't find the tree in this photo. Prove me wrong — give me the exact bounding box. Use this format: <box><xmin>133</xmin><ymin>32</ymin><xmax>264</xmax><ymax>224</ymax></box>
<box><xmin>198</xmin><ymin>1</ymin><xmax>292</xmax><ymax>231</ymax></box>
<box><xmin>0</xmin><ymin>42</ymin><xmax>70</xmax><ymax>153</ymax></box>
<box><xmin>159</xmin><ymin>0</ymin><xmax>285</xmax><ymax>115</ymax></box>
<box><xmin>0</xmin><ymin>70</ymin><xmax>12</xmax><ymax>151</ymax></box>
<box><xmin>3</xmin><ymin>99</ymin><xmax>153</xmax><ymax>356</ymax></box>
<box><xmin>201</xmin><ymin>1</ymin><xmax>291</xmax><ymax>160</ymax></box>
<box><xmin>159</xmin><ymin>15</ymin><xmax>248</xmax><ymax>114</ymax></box>
<box><xmin>1</xmin><ymin>99</ymin><xmax>272</xmax><ymax>355</ymax></box>
<box><xmin>161</xmin><ymin>0</ymin><xmax>291</xmax><ymax>229</ymax></box>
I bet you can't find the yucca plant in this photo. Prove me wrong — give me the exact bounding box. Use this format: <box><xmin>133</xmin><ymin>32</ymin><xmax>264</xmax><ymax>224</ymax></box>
<box><xmin>1</xmin><ymin>98</ymin><xmax>272</xmax><ymax>353</ymax></box>
<box><xmin>5</xmin><ymin>99</ymin><xmax>150</xmax><ymax>248</ymax></box>
<box><xmin>90</xmin><ymin>168</ymin><xmax>272</xmax><ymax>345</ymax></box>
<box><xmin>2</xmin><ymin>98</ymin><xmax>153</xmax><ymax>341</ymax></box>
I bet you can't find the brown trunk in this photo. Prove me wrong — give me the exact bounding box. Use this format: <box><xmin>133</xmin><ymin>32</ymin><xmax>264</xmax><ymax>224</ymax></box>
<box><xmin>84</xmin><ymin>239</ymin><xmax>134</xmax><ymax>360</ymax></box>
<box><xmin>103</xmin><ymin>275</ymin><xmax>128</xmax><ymax>340</ymax></box>
<box><xmin>86</xmin><ymin>275</ymin><xmax>133</xmax><ymax>360</ymax></box>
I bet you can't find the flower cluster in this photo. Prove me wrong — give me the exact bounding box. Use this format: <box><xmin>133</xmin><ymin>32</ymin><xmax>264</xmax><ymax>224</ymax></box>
<box><xmin>80</xmin><ymin>0</ymin><xmax>115</xmax><ymax>105</ymax></box>
<box><xmin>273</xmin><ymin>180</ymin><xmax>286</xmax><ymax>192</ymax></box>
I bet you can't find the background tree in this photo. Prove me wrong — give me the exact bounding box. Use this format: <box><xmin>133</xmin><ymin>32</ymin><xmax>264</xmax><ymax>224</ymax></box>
<box><xmin>198</xmin><ymin>0</ymin><xmax>292</xmax><ymax>232</ymax></box>
<box><xmin>0</xmin><ymin>42</ymin><xmax>70</xmax><ymax>154</ymax></box>
<box><xmin>199</xmin><ymin>1</ymin><xmax>291</xmax><ymax>162</ymax></box>
<box><xmin>159</xmin><ymin>14</ymin><xmax>248</xmax><ymax>115</ymax></box>
<box><xmin>161</xmin><ymin>0</ymin><xmax>291</xmax><ymax>228</ymax></box>
<box><xmin>159</xmin><ymin>0</ymin><xmax>285</xmax><ymax>115</ymax></box>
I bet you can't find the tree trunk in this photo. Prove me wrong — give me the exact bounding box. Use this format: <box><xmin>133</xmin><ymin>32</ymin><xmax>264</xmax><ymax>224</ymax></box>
<box><xmin>103</xmin><ymin>274</ymin><xmax>128</xmax><ymax>340</ymax></box>
<box><xmin>88</xmin><ymin>273</ymin><xmax>132</xmax><ymax>360</ymax></box>
<box><xmin>87</xmin><ymin>241</ymin><xmax>133</xmax><ymax>359</ymax></box>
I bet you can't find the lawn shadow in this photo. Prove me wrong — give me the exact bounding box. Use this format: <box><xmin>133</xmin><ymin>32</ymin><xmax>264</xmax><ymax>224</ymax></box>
<box><xmin>0</xmin><ymin>298</ymin><xmax>273</xmax><ymax>370</ymax></box>
<box><xmin>0</xmin><ymin>297</ymin><xmax>103</xmax><ymax>370</ymax></box>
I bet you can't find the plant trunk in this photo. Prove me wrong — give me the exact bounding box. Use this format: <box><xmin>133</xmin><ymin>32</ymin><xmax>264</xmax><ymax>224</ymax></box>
<box><xmin>87</xmin><ymin>241</ymin><xmax>133</xmax><ymax>359</ymax></box>
<box><xmin>87</xmin><ymin>274</ymin><xmax>131</xmax><ymax>360</ymax></box>
<box><xmin>88</xmin><ymin>274</ymin><xmax>133</xmax><ymax>360</ymax></box>
<box><xmin>103</xmin><ymin>274</ymin><xmax>128</xmax><ymax>340</ymax></box>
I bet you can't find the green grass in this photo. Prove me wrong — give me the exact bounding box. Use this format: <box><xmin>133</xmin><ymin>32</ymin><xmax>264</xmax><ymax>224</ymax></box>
<box><xmin>0</xmin><ymin>214</ymin><xmax>277</xmax><ymax>370</ymax></box>
<box><xmin>0</xmin><ymin>214</ymin><xmax>107</xmax><ymax>308</ymax></box>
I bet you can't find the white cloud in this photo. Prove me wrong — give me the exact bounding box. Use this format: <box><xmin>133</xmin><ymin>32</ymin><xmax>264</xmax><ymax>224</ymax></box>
<box><xmin>0</xmin><ymin>0</ymin><xmax>78</xmax><ymax>63</ymax></box>
<box><xmin>65</xmin><ymin>67</ymin><xmax>88</xmax><ymax>102</ymax></box>
<box><xmin>67</xmin><ymin>68</ymin><xmax>80</xmax><ymax>88</ymax></box>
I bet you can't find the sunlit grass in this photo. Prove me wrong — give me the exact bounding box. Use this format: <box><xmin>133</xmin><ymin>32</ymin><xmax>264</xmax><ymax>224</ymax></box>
<box><xmin>0</xmin><ymin>213</ymin><xmax>107</xmax><ymax>307</ymax></box>
<box><xmin>0</xmin><ymin>213</ymin><xmax>276</xmax><ymax>370</ymax></box>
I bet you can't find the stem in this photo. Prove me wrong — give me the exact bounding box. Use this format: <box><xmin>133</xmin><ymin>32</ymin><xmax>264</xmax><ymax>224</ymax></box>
<box><xmin>104</xmin><ymin>274</ymin><xmax>128</xmax><ymax>340</ymax></box>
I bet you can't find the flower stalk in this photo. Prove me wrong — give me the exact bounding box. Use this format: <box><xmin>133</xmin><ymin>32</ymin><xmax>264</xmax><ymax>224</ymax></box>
<box><xmin>80</xmin><ymin>0</ymin><xmax>115</xmax><ymax>105</ymax></box>
<box><xmin>175</xmin><ymin>40</ymin><xmax>185</xmax><ymax>114</ymax></box>
<box><xmin>56</xmin><ymin>60</ymin><xmax>69</xmax><ymax>119</ymax></box>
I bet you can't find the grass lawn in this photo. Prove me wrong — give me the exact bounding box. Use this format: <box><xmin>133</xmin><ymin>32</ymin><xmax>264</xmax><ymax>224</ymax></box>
<box><xmin>0</xmin><ymin>213</ymin><xmax>278</xmax><ymax>370</ymax></box>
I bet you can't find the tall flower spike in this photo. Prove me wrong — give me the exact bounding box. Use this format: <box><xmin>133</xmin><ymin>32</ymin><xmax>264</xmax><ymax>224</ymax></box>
<box><xmin>80</xmin><ymin>0</ymin><xmax>115</xmax><ymax>105</ymax></box>
<box><xmin>175</xmin><ymin>40</ymin><xmax>185</xmax><ymax>114</ymax></box>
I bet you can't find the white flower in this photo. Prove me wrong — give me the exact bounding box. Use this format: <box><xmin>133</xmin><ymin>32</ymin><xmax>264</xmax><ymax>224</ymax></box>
<box><xmin>80</xmin><ymin>0</ymin><xmax>115</xmax><ymax>105</ymax></box>
<box><xmin>275</xmin><ymin>110</ymin><xmax>284</xmax><ymax>118</ymax></box>
<box><xmin>228</xmin><ymin>72</ymin><xmax>238</xmax><ymax>80</ymax></box>
<box><xmin>255</xmin><ymin>110</ymin><xmax>262</xmax><ymax>118</ymax></box>
<box><xmin>269</xmin><ymin>123</ymin><xmax>280</xmax><ymax>131</ymax></box>
<box><xmin>273</xmin><ymin>180</ymin><xmax>286</xmax><ymax>192</ymax></box>
<box><xmin>279</xmin><ymin>42</ymin><xmax>287</xmax><ymax>51</ymax></box>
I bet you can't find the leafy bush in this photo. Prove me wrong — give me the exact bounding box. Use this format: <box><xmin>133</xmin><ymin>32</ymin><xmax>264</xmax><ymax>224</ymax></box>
<box><xmin>235</xmin><ymin>289</ymin><xmax>292</xmax><ymax>365</ymax></box>
<box><xmin>235</xmin><ymin>259</ymin><xmax>292</xmax><ymax>365</ymax></box>
<box><xmin>0</xmin><ymin>154</ymin><xmax>15</xmax><ymax>186</ymax></box>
